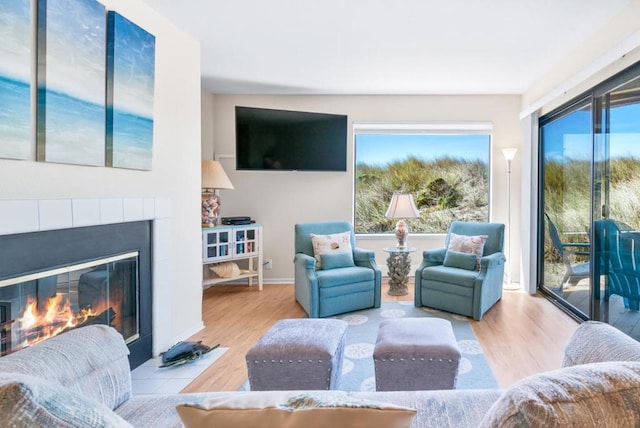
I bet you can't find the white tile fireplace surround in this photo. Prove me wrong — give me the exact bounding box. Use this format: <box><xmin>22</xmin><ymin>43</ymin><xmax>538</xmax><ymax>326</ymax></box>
<box><xmin>0</xmin><ymin>197</ymin><xmax>174</xmax><ymax>358</ymax></box>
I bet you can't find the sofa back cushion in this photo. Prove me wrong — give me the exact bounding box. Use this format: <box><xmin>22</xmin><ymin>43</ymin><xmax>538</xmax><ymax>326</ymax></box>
<box><xmin>0</xmin><ymin>325</ymin><xmax>131</xmax><ymax>410</ymax></box>
<box><xmin>0</xmin><ymin>372</ymin><xmax>133</xmax><ymax>427</ymax></box>
<box><xmin>562</xmin><ymin>321</ymin><xmax>640</xmax><ymax>367</ymax></box>
<box><xmin>479</xmin><ymin>361</ymin><xmax>640</xmax><ymax>427</ymax></box>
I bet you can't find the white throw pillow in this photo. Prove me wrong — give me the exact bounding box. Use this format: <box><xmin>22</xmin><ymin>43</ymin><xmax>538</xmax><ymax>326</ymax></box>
<box><xmin>310</xmin><ymin>231</ymin><xmax>352</xmax><ymax>270</ymax></box>
<box><xmin>447</xmin><ymin>232</ymin><xmax>488</xmax><ymax>270</ymax></box>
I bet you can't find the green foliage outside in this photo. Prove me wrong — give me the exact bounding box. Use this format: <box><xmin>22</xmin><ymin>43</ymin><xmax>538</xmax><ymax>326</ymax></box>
<box><xmin>355</xmin><ymin>156</ymin><xmax>489</xmax><ymax>234</ymax></box>
<box><xmin>544</xmin><ymin>156</ymin><xmax>640</xmax><ymax>266</ymax></box>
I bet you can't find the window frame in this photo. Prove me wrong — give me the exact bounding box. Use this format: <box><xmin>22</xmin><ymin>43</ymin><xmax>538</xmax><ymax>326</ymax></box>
<box><xmin>352</xmin><ymin>122</ymin><xmax>493</xmax><ymax>236</ymax></box>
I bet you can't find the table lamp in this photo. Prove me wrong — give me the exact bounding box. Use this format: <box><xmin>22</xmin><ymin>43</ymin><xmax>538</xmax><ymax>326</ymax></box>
<box><xmin>385</xmin><ymin>191</ymin><xmax>420</xmax><ymax>249</ymax></box>
<box><xmin>201</xmin><ymin>160</ymin><xmax>234</xmax><ymax>227</ymax></box>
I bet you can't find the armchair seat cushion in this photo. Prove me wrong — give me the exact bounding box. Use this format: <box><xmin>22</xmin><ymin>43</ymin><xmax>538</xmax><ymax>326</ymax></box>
<box><xmin>317</xmin><ymin>266</ymin><xmax>375</xmax><ymax>288</ymax></box>
<box><xmin>420</xmin><ymin>266</ymin><xmax>478</xmax><ymax>288</ymax></box>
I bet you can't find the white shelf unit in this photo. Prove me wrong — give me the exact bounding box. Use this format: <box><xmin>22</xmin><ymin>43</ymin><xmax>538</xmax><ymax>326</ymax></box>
<box><xmin>202</xmin><ymin>224</ymin><xmax>263</xmax><ymax>290</ymax></box>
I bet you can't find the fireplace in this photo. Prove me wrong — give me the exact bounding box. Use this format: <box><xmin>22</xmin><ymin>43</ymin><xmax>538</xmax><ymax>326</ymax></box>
<box><xmin>0</xmin><ymin>221</ymin><xmax>152</xmax><ymax>369</ymax></box>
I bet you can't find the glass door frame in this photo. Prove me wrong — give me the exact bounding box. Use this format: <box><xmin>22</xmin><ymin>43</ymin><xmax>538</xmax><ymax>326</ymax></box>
<box><xmin>537</xmin><ymin>60</ymin><xmax>640</xmax><ymax>324</ymax></box>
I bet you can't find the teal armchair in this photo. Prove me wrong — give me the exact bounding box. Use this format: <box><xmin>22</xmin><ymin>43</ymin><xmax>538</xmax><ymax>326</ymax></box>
<box><xmin>415</xmin><ymin>221</ymin><xmax>505</xmax><ymax>320</ymax></box>
<box><xmin>294</xmin><ymin>221</ymin><xmax>382</xmax><ymax>318</ymax></box>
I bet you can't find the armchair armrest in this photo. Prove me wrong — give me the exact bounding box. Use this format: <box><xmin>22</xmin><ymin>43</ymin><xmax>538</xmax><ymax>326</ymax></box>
<box><xmin>415</xmin><ymin>248</ymin><xmax>446</xmax><ymax>274</ymax></box>
<box><xmin>294</xmin><ymin>252</ymin><xmax>316</xmax><ymax>270</ymax></box>
<box><xmin>479</xmin><ymin>252</ymin><xmax>505</xmax><ymax>270</ymax></box>
<box><xmin>353</xmin><ymin>247</ymin><xmax>376</xmax><ymax>269</ymax></box>
<box><xmin>423</xmin><ymin>247</ymin><xmax>447</xmax><ymax>264</ymax></box>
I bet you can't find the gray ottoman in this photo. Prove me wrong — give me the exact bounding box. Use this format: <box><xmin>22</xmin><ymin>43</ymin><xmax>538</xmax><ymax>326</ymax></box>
<box><xmin>373</xmin><ymin>317</ymin><xmax>461</xmax><ymax>391</ymax></box>
<box><xmin>246</xmin><ymin>318</ymin><xmax>348</xmax><ymax>390</ymax></box>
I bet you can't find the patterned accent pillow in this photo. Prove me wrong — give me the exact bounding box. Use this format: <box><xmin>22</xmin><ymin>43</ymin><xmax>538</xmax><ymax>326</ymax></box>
<box><xmin>478</xmin><ymin>361</ymin><xmax>640</xmax><ymax>428</ymax></box>
<box><xmin>447</xmin><ymin>232</ymin><xmax>488</xmax><ymax>270</ymax></box>
<box><xmin>310</xmin><ymin>231</ymin><xmax>353</xmax><ymax>270</ymax></box>
<box><xmin>176</xmin><ymin>391</ymin><xmax>416</xmax><ymax>428</ymax></box>
<box><xmin>0</xmin><ymin>373</ymin><xmax>133</xmax><ymax>428</ymax></box>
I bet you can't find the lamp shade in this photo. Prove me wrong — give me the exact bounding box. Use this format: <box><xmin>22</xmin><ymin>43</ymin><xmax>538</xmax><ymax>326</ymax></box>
<box><xmin>202</xmin><ymin>160</ymin><xmax>234</xmax><ymax>190</ymax></box>
<box><xmin>502</xmin><ymin>148</ymin><xmax>518</xmax><ymax>162</ymax></box>
<box><xmin>385</xmin><ymin>192</ymin><xmax>419</xmax><ymax>219</ymax></box>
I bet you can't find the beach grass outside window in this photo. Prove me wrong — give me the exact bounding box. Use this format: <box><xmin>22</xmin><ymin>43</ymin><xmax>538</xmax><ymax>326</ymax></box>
<box><xmin>354</xmin><ymin>124</ymin><xmax>491</xmax><ymax>235</ymax></box>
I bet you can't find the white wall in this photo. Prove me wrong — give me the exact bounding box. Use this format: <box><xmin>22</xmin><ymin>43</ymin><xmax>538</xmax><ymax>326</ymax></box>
<box><xmin>0</xmin><ymin>0</ymin><xmax>204</xmax><ymax>352</ymax></box>
<box><xmin>205</xmin><ymin>95</ymin><xmax>522</xmax><ymax>283</ymax></box>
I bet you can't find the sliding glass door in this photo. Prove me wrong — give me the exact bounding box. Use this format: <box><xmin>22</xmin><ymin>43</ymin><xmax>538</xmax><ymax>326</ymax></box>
<box><xmin>539</xmin><ymin>62</ymin><xmax>640</xmax><ymax>339</ymax></box>
<box><xmin>540</xmin><ymin>100</ymin><xmax>592</xmax><ymax>318</ymax></box>
<box><xmin>592</xmin><ymin>72</ymin><xmax>640</xmax><ymax>335</ymax></box>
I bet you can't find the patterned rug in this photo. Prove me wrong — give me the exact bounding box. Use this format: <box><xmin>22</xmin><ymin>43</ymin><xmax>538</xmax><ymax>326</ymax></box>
<box><xmin>333</xmin><ymin>301</ymin><xmax>498</xmax><ymax>392</ymax></box>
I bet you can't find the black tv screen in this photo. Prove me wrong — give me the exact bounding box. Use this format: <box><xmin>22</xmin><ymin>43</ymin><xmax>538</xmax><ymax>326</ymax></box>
<box><xmin>235</xmin><ymin>106</ymin><xmax>348</xmax><ymax>171</ymax></box>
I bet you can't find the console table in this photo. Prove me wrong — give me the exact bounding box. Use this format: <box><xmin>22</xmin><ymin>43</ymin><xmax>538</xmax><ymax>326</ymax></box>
<box><xmin>202</xmin><ymin>224</ymin><xmax>263</xmax><ymax>290</ymax></box>
<box><xmin>383</xmin><ymin>246</ymin><xmax>416</xmax><ymax>296</ymax></box>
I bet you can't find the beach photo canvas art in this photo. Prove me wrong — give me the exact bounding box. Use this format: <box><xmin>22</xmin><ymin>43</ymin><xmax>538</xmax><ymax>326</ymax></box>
<box><xmin>0</xmin><ymin>0</ymin><xmax>32</xmax><ymax>160</ymax></box>
<box><xmin>36</xmin><ymin>0</ymin><xmax>106</xmax><ymax>166</ymax></box>
<box><xmin>106</xmin><ymin>11</ymin><xmax>155</xmax><ymax>171</ymax></box>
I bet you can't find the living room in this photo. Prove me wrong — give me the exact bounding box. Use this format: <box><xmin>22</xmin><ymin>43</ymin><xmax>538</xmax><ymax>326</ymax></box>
<box><xmin>2</xmin><ymin>0</ymin><xmax>640</xmax><ymax>426</ymax></box>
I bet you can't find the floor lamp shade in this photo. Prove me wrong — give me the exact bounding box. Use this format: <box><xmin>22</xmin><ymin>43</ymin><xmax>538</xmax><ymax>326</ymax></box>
<box><xmin>202</xmin><ymin>160</ymin><xmax>234</xmax><ymax>227</ymax></box>
<box><xmin>385</xmin><ymin>192</ymin><xmax>420</xmax><ymax>248</ymax></box>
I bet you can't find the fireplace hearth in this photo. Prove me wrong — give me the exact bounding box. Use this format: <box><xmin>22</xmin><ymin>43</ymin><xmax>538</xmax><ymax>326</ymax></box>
<box><xmin>0</xmin><ymin>221</ymin><xmax>152</xmax><ymax>369</ymax></box>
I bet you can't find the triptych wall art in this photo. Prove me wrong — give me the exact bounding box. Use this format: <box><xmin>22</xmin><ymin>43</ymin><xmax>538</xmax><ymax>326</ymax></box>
<box><xmin>1</xmin><ymin>0</ymin><xmax>156</xmax><ymax>171</ymax></box>
<box><xmin>0</xmin><ymin>0</ymin><xmax>32</xmax><ymax>160</ymax></box>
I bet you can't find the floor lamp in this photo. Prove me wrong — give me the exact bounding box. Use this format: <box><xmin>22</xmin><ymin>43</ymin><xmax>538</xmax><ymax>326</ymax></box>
<box><xmin>502</xmin><ymin>148</ymin><xmax>519</xmax><ymax>290</ymax></box>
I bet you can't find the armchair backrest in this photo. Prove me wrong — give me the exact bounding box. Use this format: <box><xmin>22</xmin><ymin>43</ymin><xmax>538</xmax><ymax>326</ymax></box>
<box><xmin>295</xmin><ymin>221</ymin><xmax>356</xmax><ymax>257</ymax></box>
<box><xmin>446</xmin><ymin>221</ymin><xmax>505</xmax><ymax>256</ymax></box>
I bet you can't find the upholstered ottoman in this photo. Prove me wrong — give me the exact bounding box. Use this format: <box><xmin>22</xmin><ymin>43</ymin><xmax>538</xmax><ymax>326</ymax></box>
<box><xmin>373</xmin><ymin>317</ymin><xmax>461</xmax><ymax>391</ymax></box>
<box><xmin>246</xmin><ymin>318</ymin><xmax>348</xmax><ymax>390</ymax></box>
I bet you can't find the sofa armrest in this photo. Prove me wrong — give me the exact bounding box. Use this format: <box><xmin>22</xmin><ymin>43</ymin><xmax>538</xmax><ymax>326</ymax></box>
<box><xmin>562</xmin><ymin>321</ymin><xmax>640</xmax><ymax>367</ymax></box>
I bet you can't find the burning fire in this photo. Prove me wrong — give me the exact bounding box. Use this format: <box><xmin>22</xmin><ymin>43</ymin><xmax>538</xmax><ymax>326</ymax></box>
<box><xmin>16</xmin><ymin>295</ymin><xmax>103</xmax><ymax>349</ymax></box>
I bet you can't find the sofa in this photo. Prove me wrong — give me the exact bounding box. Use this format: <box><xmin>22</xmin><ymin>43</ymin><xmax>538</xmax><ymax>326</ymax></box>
<box><xmin>0</xmin><ymin>322</ymin><xmax>640</xmax><ymax>427</ymax></box>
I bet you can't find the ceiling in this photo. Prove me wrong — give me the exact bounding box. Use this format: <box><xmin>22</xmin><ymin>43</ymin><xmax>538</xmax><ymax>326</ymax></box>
<box><xmin>143</xmin><ymin>0</ymin><xmax>630</xmax><ymax>95</ymax></box>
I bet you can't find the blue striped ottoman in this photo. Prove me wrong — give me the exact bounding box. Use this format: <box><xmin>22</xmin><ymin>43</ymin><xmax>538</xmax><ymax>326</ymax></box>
<box><xmin>373</xmin><ymin>317</ymin><xmax>461</xmax><ymax>391</ymax></box>
<box><xmin>246</xmin><ymin>318</ymin><xmax>348</xmax><ymax>390</ymax></box>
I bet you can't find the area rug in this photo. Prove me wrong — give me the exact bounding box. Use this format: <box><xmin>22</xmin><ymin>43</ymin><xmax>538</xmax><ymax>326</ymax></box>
<box><xmin>334</xmin><ymin>301</ymin><xmax>498</xmax><ymax>391</ymax></box>
<box><xmin>239</xmin><ymin>302</ymin><xmax>498</xmax><ymax>392</ymax></box>
<box><xmin>131</xmin><ymin>346</ymin><xmax>228</xmax><ymax>395</ymax></box>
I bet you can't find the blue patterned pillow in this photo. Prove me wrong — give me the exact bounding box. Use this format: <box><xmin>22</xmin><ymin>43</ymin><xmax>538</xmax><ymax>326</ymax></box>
<box><xmin>0</xmin><ymin>373</ymin><xmax>133</xmax><ymax>427</ymax></box>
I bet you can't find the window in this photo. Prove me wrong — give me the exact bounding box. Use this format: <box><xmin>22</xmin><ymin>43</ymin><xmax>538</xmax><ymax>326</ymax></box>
<box><xmin>354</xmin><ymin>124</ymin><xmax>491</xmax><ymax>234</ymax></box>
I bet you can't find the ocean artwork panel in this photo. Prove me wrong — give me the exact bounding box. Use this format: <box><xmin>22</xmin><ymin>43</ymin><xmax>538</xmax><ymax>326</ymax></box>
<box><xmin>106</xmin><ymin>11</ymin><xmax>155</xmax><ymax>171</ymax></box>
<box><xmin>36</xmin><ymin>0</ymin><xmax>106</xmax><ymax>166</ymax></box>
<box><xmin>0</xmin><ymin>0</ymin><xmax>32</xmax><ymax>160</ymax></box>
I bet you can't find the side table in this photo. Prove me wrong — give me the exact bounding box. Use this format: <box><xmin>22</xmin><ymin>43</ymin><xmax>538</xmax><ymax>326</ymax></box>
<box><xmin>383</xmin><ymin>246</ymin><xmax>416</xmax><ymax>296</ymax></box>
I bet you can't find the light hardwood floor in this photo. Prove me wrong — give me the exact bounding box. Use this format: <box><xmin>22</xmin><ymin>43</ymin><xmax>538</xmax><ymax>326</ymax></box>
<box><xmin>181</xmin><ymin>282</ymin><xmax>579</xmax><ymax>393</ymax></box>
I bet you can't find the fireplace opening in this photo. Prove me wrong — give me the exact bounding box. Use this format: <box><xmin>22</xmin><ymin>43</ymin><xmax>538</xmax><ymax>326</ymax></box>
<box><xmin>0</xmin><ymin>252</ymin><xmax>139</xmax><ymax>357</ymax></box>
<box><xmin>0</xmin><ymin>221</ymin><xmax>152</xmax><ymax>369</ymax></box>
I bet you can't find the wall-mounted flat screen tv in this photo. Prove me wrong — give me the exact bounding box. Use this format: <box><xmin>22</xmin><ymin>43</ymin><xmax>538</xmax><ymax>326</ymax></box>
<box><xmin>235</xmin><ymin>106</ymin><xmax>348</xmax><ymax>171</ymax></box>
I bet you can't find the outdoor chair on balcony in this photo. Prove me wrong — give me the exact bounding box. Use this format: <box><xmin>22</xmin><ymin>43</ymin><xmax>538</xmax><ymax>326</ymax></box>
<box><xmin>594</xmin><ymin>219</ymin><xmax>640</xmax><ymax>312</ymax></box>
<box><xmin>414</xmin><ymin>221</ymin><xmax>505</xmax><ymax>321</ymax></box>
<box><xmin>294</xmin><ymin>221</ymin><xmax>382</xmax><ymax>318</ymax></box>
<box><xmin>545</xmin><ymin>213</ymin><xmax>590</xmax><ymax>290</ymax></box>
